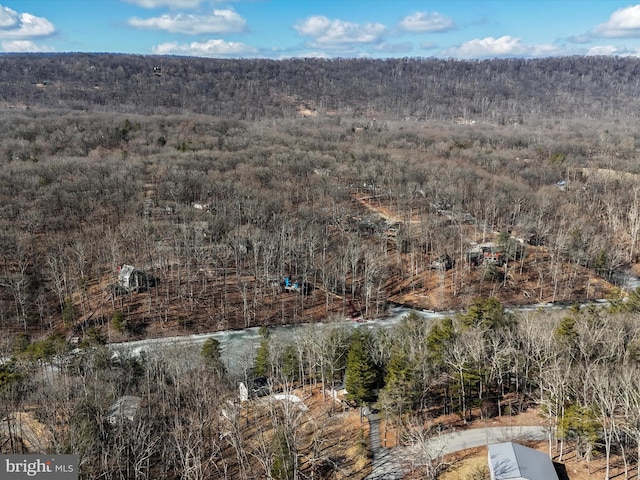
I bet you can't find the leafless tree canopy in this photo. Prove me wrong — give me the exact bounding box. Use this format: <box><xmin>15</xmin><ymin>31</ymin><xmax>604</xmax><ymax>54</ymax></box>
<box><xmin>1</xmin><ymin>54</ymin><xmax>640</xmax><ymax>478</ymax></box>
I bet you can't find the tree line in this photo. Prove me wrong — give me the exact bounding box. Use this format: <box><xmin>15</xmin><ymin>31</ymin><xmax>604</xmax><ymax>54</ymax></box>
<box><xmin>2</xmin><ymin>54</ymin><xmax>640</xmax><ymax>122</ymax></box>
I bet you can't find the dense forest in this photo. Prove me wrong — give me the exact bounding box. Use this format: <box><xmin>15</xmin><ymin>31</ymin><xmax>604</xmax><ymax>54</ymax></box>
<box><xmin>2</xmin><ymin>54</ymin><xmax>640</xmax><ymax>121</ymax></box>
<box><xmin>2</xmin><ymin>54</ymin><xmax>640</xmax><ymax>478</ymax></box>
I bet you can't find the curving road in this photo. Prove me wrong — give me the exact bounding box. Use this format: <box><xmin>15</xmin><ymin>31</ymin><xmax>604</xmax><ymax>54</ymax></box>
<box><xmin>364</xmin><ymin>417</ymin><xmax>550</xmax><ymax>480</ymax></box>
<box><xmin>432</xmin><ymin>424</ymin><xmax>549</xmax><ymax>456</ymax></box>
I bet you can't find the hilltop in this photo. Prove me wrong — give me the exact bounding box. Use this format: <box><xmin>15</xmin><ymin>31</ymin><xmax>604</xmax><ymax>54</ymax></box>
<box><xmin>2</xmin><ymin>54</ymin><xmax>640</xmax><ymax>122</ymax></box>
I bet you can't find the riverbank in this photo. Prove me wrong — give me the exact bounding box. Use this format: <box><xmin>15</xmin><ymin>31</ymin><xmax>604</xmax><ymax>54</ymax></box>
<box><xmin>109</xmin><ymin>297</ymin><xmax>621</xmax><ymax>377</ymax></box>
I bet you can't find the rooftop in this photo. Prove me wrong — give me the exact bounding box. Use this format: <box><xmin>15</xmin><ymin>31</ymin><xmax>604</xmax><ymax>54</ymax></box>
<box><xmin>488</xmin><ymin>442</ymin><xmax>558</xmax><ymax>480</ymax></box>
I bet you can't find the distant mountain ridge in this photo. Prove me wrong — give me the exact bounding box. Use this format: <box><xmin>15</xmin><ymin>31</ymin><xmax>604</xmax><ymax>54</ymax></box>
<box><xmin>1</xmin><ymin>53</ymin><xmax>639</xmax><ymax>122</ymax></box>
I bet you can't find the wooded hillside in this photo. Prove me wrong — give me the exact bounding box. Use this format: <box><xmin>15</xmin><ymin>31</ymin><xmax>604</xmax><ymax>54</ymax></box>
<box><xmin>2</xmin><ymin>54</ymin><xmax>640</xmax><ymax>121</ymax></box>
<box><xmin>2</xmin><ymin>53</ymin><xmax>640</xmax><ymax>479</ymax></box>
<box><xmin>1</xmin><ymin>55</ymin><xmax>640</xmax><ymax>339</ymax></box>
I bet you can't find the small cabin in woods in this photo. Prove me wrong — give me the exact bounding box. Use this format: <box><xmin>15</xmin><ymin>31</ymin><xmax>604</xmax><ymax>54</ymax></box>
<box><xmin>118</xmin><ymin>265</ymin><xmax>157</xmax><ymax>292</ymax></box>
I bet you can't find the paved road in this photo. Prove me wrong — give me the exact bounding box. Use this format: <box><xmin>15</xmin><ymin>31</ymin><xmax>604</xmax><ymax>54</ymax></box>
<box><xmin>365</xmin><ymin>413</ymin><xmax>404</xmax><ymax>480</ymax></box>
<box><xmin>364</xmin><ymin>420</ymin><xmax>550</xmax><ymax>480</ymax></box>
<box><xmin>434</xmin><ymin>424</ymin><xmax>549</xmax><ymax>456</ymax></box>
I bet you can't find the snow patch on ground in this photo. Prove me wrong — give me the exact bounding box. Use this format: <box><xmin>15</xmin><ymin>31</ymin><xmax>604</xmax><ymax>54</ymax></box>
<box><xmin>271</xmin><ymin>394</ymin><xmax>308</xmax><ymax>410</ymax></box>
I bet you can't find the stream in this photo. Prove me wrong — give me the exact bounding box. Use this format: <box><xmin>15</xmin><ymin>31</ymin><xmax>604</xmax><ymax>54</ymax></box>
<box><xmin>108</xmin><ymin>301</ymin><xmax>584</xmax><ymax>377</ymax></box>
<box><xmin>109</xmin><ymin>269</ymin><xmax>640</xmax><ymax>376</ymax></box>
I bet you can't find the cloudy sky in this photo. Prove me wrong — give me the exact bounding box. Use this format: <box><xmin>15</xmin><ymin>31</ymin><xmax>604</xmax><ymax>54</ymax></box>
<box><xmin>3</xmin><ymin>1</ymin><xmax>640</xmax><ymax>59</ymax></box>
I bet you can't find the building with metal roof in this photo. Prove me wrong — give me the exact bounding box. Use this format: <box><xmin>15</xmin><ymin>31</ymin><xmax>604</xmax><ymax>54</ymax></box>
<box><xmin>107</xmin><ymin>396</ymin><xmax>141</xmax><ymax>424</ymax></box>
<box><xmin>488</xmin><ymin>442</ymin><xmax>558</xmax><ymax>480</ymax></box>
<box><xmin>117</xmin><ymin>264</ymin><xmax>156</xmax><ymax>292</ymax></box>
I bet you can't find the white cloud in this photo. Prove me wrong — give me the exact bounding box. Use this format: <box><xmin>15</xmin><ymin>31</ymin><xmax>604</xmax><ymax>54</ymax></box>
<box><xmin>286</xmin><ymin>51</ymin><xmax>329</xmax><ymax>59</ymax></box>
<box><xmin>152</xmin><ymin>39</ymin><xmax>257</xmax><ymax>56</ymax></box>
<box><xmin>0</xmin><ymin>5</ymin><xmax>16</xmax><ymax>27</ymax></box>
<box><xmin>1</xmin><ymin>39</ymin><xmax>53</xmax><ymax>52</ymax></box>
<box><xmin>587</xmin><ymin>45</ymin><xmax>620</xmax><ymax>56</ymax></box>
<box><xmin>451</xmin><ymin>35</ymin><xmax>525</xmax><ymax>57</ymax></box>
<box><xmin>444</xmin><ymin>35</ymin><xmax>559</xmax><ymax>59</ymax></box>
<box><xmin>399</xmin><ymin>12</ymin><xmax>455</xmax><ymax>33</ymax></box>
<box><xmin>565</xmin><ymin>34</ymin><xmax>592</xmax><ymax>45</ymax></box>
<box><xmin>593</xmin><ymin>5</ymin><xmax>640</xmax><ymax>38</ymax></box>
<box><xmin>129</xmin><ymin>9</ymin><xmax>246</xmax><ymax>34</ymax></box>
<box><xmin>587</xmin><ymin>44</ymin><xmax>640</xmax><ymax>57</ymax></box>
<box><xmin>123</xmin><ymin>0</ymin><xmax>203</xmax><ymax>8</ymax></box>
<box><xmin>0</xmin><ymin>5</ymin><xmax>55</xmax><ymax>39</ymax></box>
<box><xmin>374</xmin><ymin>42</ymin><xmax>413</xmax><ymax>54</ymax></box>
<box><xmin>295</xmin><ymin>15</ymin><xmax>386</xmax><ymax>47</ymax></box>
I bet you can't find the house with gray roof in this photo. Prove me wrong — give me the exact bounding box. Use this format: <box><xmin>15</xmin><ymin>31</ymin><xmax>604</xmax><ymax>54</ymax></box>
<box><xmin>118</xmin><ymin>264</ymin><xmax>156</xmax><ymax>292</ymax></box>
<box><xmin>107</xmin><ymin>395</ymin><xmax>142</xmax><ymax>424</ymax></box>
<box><xmin>488</xmin><ymin>442</ymin><xmax>558</xmax><ymax>480</ymax></box>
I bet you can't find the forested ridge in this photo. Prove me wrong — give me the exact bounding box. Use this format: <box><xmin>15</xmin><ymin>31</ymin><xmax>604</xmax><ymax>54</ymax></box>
<box><xmin>2</xmin><ymin>54</ymin><xmax>640</xmax><ymax>121</ymax></box>
<box><xmin>2</xmin><ymin>53</ymin><xmax>640</xmax><ymax>478</ymax></box>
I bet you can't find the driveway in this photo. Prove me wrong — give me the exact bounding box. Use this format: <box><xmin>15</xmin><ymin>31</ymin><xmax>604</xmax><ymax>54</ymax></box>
<box><xmin>365</xmin><ymin>419</ymin><xmax>550</xmax><ymax>480</ymax></box>
<box><xmin>433</xmin><ymin>424</ymin><xmax>549</xmax><ymax>456</ymax></box>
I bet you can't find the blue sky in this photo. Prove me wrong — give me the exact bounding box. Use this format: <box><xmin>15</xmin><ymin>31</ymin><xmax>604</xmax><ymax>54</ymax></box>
<box><xmin>3</xmin><ymin>1</ymin><xmax>640</xmax><ymax>59</ymax></box>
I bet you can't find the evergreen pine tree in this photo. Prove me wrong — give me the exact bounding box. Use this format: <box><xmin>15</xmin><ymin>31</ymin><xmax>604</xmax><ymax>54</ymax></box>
<box><xmin>460</xmin><ymin>297</ymin><xmax>509</xmax><ymax>329</ymax></box>
<box><xmin>201</xmin><ymin>337</ymin><xmax>226</xmax><ymax>377</ymax></box>
<box><xmin>254</xmin><ymin>337</ymin><xmax>271</xmax><ymax>378</ymax></box>
<box><xmin>271</xmin><ymin>427</ymin><xmax>294</xmax><ymax>480</ymax></box>
<box><xmin>280</xmin><ymin>344</ymin><xmax>298</xmax><ymax>381</ymax></box>
<box><xmin>555</xmin><ymin>315</ymin><xmax>579</xmax><ymax>351</ymax></box>
<box><xmin>381</xmin><ymin>346</ymin><xmax>415</xmax><ymax>415</ymax></box>
<box><xmin>345</xmin><ymin>330</ymin><xmax>379</xmax><ymax>405</ymax></box>
<box><xmin>426</xmin><ymin>317</ymin><xmax>456</xmax><ymax>367</ymax></box>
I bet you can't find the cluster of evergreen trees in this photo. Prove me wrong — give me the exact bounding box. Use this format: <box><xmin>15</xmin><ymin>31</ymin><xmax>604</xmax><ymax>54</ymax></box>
<box><xmin>248</xmin><ymin>295</ymin><xmax>640</xmax><ymax>477</ymax></box>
